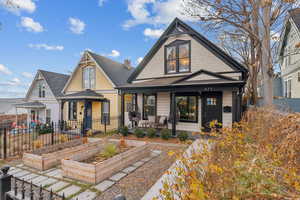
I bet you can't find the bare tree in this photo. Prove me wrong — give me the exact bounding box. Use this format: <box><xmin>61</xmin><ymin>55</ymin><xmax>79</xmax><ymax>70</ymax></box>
<box><xmin>182</xmin><ymin>0</ymin><xmax>296</xmax><ymax>105</ymax></box>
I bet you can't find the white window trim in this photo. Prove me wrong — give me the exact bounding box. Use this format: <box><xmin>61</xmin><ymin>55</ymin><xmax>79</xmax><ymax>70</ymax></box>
<box><xmin>83</xmin><ymin>66</ymin><xmax>96</xmax><ymax>90</ymax></box>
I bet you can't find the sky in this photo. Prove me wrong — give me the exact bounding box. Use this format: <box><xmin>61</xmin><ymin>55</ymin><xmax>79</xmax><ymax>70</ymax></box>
<box><xmin>0</xmin><ymin>0</ymin><xmax>208</xmax><ymax>98</ymax></box>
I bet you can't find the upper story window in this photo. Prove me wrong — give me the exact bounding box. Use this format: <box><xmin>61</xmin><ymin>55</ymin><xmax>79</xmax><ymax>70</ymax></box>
<box><xmin>165</xmin><ymin>40</ymin><xmax>191</xmax><ymax>74</ymax></box>
<box><xmin>38</xmin><ymin>83</ymin><xmax>45</xmax><ymax>98</ymax></box>
<box><xmin>284</xmin><ymin>79</ymin><xmax>292</xmax><ymax>98</ymax></box>
<box><xmin>83</xmin><ymin>66</ymin><xmax>95</xmax><ymax>89</ymax></box>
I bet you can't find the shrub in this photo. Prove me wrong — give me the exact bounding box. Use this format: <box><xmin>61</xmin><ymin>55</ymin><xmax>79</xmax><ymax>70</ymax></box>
<box><xmin>158</xmin><ymin>107</ymin><xmax>300</xmax><ymax>199</ymax></box>
<box><xmin>146</xmin><ymin>128</ymin><xmax>157</xmax><ymax>138</ymax></box>
<box><xmin>119</xmin><ymin>126</ymin><xmax>129</xmax><ymax>136</ymax></box>
<box><xmin>177</xmin><ymin>131</ymin><xmax>189</xmax><ymax>141</ymax></box>
<box><xmin>134</xmin><ymin>128</ymin><xmax>145</xmax><ymax>138</ymax></box>
<box><xmin>102</xmin><ymin>143</ymin><xmax>118</xmax><ymax>158</ymax></box>
<box><xmin>160</xmin><ymin>129</ymin><xmax>171</xmax><ymax>140</ymax></box>
<box><xmin>33</xmin><ymin>140</ymin><xmax>43</xmax><ymax>149</ymax></box>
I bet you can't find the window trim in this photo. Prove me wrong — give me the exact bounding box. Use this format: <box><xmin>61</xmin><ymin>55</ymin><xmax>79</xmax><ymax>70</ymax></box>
<box><xmin>142</xmin><ymin>93</ymin><xmax>157</xmax><ymax>120</ymax></box>
<box><xmin>68</xmin><ymin>101</ymin><xmax>77</xmax><ymax>120</ymax></box>
<box><xmin>101</xmin><ymin>100</ymin><xmax>110</xmax><ymax>125</ymax></box>
<box><xmin>82</xmin><ymin>66</ymin><xmax>96</xmax><ymax>90</ymax></box>
<box><xmin>175</xmin><ymin>94</ymin><xmax>198</xmax><ymax>123</ymax></box>
<box><xmin>164</xmin><ymin>40</ymin><xmax>191</xmax><ymax>74</ymax></box>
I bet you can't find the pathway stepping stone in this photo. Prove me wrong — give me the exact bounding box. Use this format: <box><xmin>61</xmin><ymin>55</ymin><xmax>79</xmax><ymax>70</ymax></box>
<box><xmin>151</xmin><ymin>150</ymin><xmax>162</xmax><ymax>157</ymax></box>
<box><xmin>14</xmin><ymin>170</ymin><xmax>30</xmax><ymax>178</ymax></box>
<box><xmin>8</xmin><ymin>168</ymin><xmax>22</xmax><ymax>175</ymax></box>
<box><xmin>94</xmin><ymin>180</ymin><xmax>115</xmax><ymax>192</ymax></box>
<box><xmin>31</xmin><ymin>176</ymin><xmax>48</xmax><ymax>185</ymax></box>
<box><xmin>47</xmin><ymin>181</ymin><xmax>69</xmax><ymax>192</ymax></box>
<box><xmin>71</xmin><ymin>190</ymin><xmax>97</xmax><ymax>200</ymax></box>
<box><xmin>22</xmin><ymin>173</ymin><xmax>39</xmax><ymax>181</ymax></box>
<box><xmin>132</xmin><ymin>161</ymin><xmax>144</xmax><ymax>167</ymax></box>
<box><xmin>122</xmin><ymin>166</ymin><xmax>137</xmax><ymax>174</ymax></box>
<box><xmin>39</xmin><ymin>178</ymin><xmax>58</xmax><ymax>187</ymax></box>
<box><xmin>58</xmin><ymin>185</ymin><xmax>81</xmax><ymax>198</ymax></box>
<box><xmin>16</xmin><ymin>164</ymin><xmax>24</xmax><ymax>167</ymax></box>
<box><xmin>109</xmin><ymin>172</ymin><xmax>127</xmax><ymax>182</ymax></box>
<box><xmin>141</xmin><ymin>157</ymin><xmax>152</xmax><ymax>162</ymax></box>
<box><xmin>41</xmin><ymin>168</ymin><xmax>56</xmax><ymax>174</ymax></box>
<box><xmin>46</xmin><ymin>169</ymin><xmax>62</xmax><ymax>178</ymax></box>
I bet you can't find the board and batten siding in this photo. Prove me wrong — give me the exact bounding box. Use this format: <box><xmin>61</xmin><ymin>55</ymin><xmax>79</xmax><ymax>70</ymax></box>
<box><xmin>222</xmin><ymin>90</ymin><xmax>233</xmax><ymax>127</ymax></box>
<box><xmin>135</xmin><ymin>34</ymin><xmax>241</xmax><ymax>81</ymax></box>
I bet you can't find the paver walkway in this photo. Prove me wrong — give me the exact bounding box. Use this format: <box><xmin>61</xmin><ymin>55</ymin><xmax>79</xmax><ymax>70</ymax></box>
<box><xmin>7</xmin><ymin>149</ymin><xmax>162</xmax><ymax>200</ymax></box>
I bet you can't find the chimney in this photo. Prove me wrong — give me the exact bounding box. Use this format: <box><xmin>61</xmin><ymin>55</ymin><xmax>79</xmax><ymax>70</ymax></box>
<box><xmin>124</xmin><ymin>59</ymin><xmax>132</xmax><ymax>70</ymax></box>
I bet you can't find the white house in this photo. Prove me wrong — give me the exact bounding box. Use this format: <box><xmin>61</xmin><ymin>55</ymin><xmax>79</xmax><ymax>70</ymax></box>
<box><xmin>16</xmin><ymin>70</ymin><xmax>69</xmax><ymax>125</ymax></box>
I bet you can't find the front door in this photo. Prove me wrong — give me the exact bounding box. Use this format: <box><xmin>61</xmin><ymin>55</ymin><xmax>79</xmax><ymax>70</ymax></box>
<box><xmin>85</xmin><ymin>101</ymin><xmax>92</xmax><ymax>129</ymax></box>
<box><xmin>202</xmin><ymin>92</ymin><xmax>222</xmax><ymax>131</ymax></box>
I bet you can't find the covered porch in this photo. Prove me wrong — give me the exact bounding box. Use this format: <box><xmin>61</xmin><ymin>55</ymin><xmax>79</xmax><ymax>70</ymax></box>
<box><xmin>119</xmin><ymin>77</ymin><xmax>244</xmax><ymax>135</ymax></box>
<box><xmin>59</xmin><ymin>90</ymin><xmax>111</xmax><ymax>133</ymax></box>
<box><xmin>15</xmin><ymin>101</ymin><xmax>48</xmax><ymax>126</ymax></box>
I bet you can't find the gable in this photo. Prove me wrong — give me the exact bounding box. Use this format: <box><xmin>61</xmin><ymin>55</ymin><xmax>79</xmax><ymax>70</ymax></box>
<box><xmin>64</xmin><ymin>53</ymin><xmax>114</xmax><ymax>93</ymax></box>
<box><xmin>26</xmin><ymin>72</ymin><xmax>56</xmax><ymax>100</ymax></box>
<box><xmin>129</xmin><ymin>18</ymin><xmax>247</xmax><ymax>83</ymax></box>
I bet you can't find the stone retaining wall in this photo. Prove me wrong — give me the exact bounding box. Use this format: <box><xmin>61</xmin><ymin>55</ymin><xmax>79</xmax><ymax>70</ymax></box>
<box><xmin>22</xmin><ymin>138</ymin><xmax>105</xmax><ymax>171</ymax></box>
<box><xmin>62</xmin><ymin>139</ymin><xmax>150</xmax><ymax>184</ymax></box>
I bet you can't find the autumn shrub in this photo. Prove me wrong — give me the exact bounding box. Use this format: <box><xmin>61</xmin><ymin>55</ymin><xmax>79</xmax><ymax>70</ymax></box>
<box><xmin>102</xmin><ymin>143</ymin><xmax>118</xmax><ymax>158</ymax></box>
<box><xmin>177</xmin><ymin>131</ymin><xmax>189</xmax><ymax>141</ymax></box>
<box><xmin>33</xmin><ymin>140</ymin><xmax>43</xmax><ymax>149</ymax></box>
<box><xmin>146</xmin><ymin>128</ymin><xmax>157</xmax><ymax>138</ymax></box>
<box><xmin>161</xmin><ymin>129</ymin><xmax>171</xmax><ymax>140</ymax></box>
<box><xmin>158</xmin><ymin>107</ymin><xmax>300</xmax><ymax>199</ymax></box>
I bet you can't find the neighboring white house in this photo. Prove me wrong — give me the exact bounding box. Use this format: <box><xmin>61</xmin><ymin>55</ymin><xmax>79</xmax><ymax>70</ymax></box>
<box><xmin>278</xmin><ymin>8</ymin><xmax>300</xmax><ymax>98</ymax></box>
<box><xmin>0</xmin><ymin>98</ymin><xmax>26</xmax><ymax>115</ymax></box>
<box><xmin>15</xmin><ymin>70</ymin><xmax>69</xmax><ymax>124</ymax></box>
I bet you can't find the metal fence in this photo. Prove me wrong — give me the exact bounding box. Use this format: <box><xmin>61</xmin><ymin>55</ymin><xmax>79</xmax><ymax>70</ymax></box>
<box><xmin>0</xmin><ymin>121</ymin><xmax>83</xmax><ymax>160</ymax></box>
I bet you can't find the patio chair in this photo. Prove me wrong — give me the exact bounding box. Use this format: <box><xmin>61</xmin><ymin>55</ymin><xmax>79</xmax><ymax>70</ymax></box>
<box><xmin>155</xmin><ymin>116</ymin><xmax>168</xmax><ymax>129</ymax></box>
<box><xmin>147</xmin><ymin>115</ymin><xmax>156</xmax><ymax>128</ymax></box>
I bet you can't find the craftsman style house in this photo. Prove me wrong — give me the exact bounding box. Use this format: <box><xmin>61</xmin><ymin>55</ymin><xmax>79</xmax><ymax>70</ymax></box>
<box><xmin>278</xmin><ymin>8</ymin><xmax>300</xmax><ymax>98</ymax></box>
<box><xmin>60</xmin><ymin>51</ymin><xmax>134</xmax><ymax>132</ymax></box>
<box><xmin>16</xmin><ymin>70</ymin><xmax>69</xmax><ymax>125</ymax></box>
<box><xmin>118</xmin><ymin>18</ymin><xmax>248</xmax><ymax>134</ymax></box>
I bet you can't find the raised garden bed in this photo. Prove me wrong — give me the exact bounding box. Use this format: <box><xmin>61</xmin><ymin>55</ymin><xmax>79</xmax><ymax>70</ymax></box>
<box><xmin>22</xmin><ymin>138</ymin><xmax>103</xmax><ymax>171</ymax></box>
<box><xmin>61</xmin><ymin>139</ymin><xmax>151</xmax><ymax>184</ymax></box>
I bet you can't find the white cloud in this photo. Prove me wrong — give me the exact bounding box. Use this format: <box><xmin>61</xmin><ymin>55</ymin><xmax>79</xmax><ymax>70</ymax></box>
<box><xmin>0</xmin><ymin>64</ymin><xmax>12</xmax><ymax>75</ymax></box>
<box><xmin>108</xmin><ymin>50</ymin><xmax>120</xmax><ymax>57</ymax></box>
<box><xmin>0</xmin><ymin>0</ymin><xmax>36</xmax><ymax>14</ymax></box>
<box><xmin>21</xmin><ymin>17</ymin><xmax>44</xmax><ymax>32</ymax></box>
<box><xmin>69</xmin><ymin>17</ymin><xmax>85</xmax><ymax>34</ymax></box>
<box><xmin>28</xmin><ymin>43</ymin><xmax>64</xmax><ymax>51</ymax></box>
<box><xmin>98</xmin><ymin>0</ymin><xmax>107</xmax><ymax>6</ymax></box>
<box><xmin>144</xmin><ymin>28</ymin><xmax>164</xmax><ymax>39</ymax></box>
<box><xmin>21</xmin><ymin>72</ymin><xmax>33</xmax><ymax>78</ymax></box>
<box><xmin>136</xmin><ymin>57</ymin><xmax>143</xmax><ymax>64</ymax></box>
<box><xmin>123</xmin><ymin>0</ymin><xmax>204</xmax><ymax>29</ymax></box>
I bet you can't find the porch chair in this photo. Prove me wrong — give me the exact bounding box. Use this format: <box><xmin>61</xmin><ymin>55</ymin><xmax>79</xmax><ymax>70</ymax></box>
<box><xmin>155</xmin><ymin>116</ymin><xmax>168</xmax><ymax>129</ymax></box>
<box><xmin>147</xmin><ymin>115</ymin><xmax>156</xmax><ymax>128</ymax></box>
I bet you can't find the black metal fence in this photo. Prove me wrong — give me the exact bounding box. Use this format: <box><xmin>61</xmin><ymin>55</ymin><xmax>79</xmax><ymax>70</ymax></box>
<box><xmin>0</xmin><ymin>121</ymin><xmax>83</xmax><ymax>160</ymax></box>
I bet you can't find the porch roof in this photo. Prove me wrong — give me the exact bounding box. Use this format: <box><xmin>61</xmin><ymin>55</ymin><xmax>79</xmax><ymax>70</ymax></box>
<box><xmin>15</xmin><ymin>101</ymin><xmax>46</xmax><ymax>109</ymax></box>
<box><xmin>58</xmin><ymin>89</ymin><xmax>105</xmax><ymax>101</ymax></box>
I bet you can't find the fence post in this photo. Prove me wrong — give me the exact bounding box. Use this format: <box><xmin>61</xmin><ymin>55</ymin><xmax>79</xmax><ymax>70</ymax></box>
<box><xmin>3</xmin><ymin>129</ymin><xmax>7</xmax><ymax>160</ymax></box>
<box><xmin>0</xmin><ymin>166</ymin><xmax>12</xmax><ymax>200</ymax></box>
<box><xmin>51</xmin><ymin>122</ymin><xmax>54</xmax><ymax>145</ymax></box>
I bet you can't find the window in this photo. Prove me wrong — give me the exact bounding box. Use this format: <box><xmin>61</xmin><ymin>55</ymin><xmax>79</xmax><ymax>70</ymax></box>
<box><xmin>143</xmin><ymin>94</ymin><xmax>156</xmax><ymax>120</ymax></box>
<box><xmin>165</xmin><ymin>40</ymin><xmax>191</xmax><ymax>74</ymax></box>
<box><xmin>69</xmin><ymin>101</ymin><xmax>77</xmax><ymax>120</ymax></box>
<box><xmin>285</xmin><ymin>79</ymin><xmax>292</xmax><ymax>98</ymax></box>
<box><xmin>176</xmin><ymin>95</ymin><xmax>198</xmax><ymax>122</ymax></box>
<box><xmin>207</xmin><ymin>98</ymin><xmax>217</xmax><ymax>105</ymax></box>
<box><xmin>38</xmin><ymin>84</ymin><xmax>46</xmax><ymax>98</ymax></box>
<box><xmin>101</xmin><ymin>101</ymin><xmax>110</xmax><ymax>125</ymax></box>
<box><xmin>124</xmin><ymin>94</ymin><xmax>137</xmax><ymax>112</ymax></box>
<box><xmin>83</xmin><ymin>67</ymin><xmax>95</xmax><ymax>89</ymax></box>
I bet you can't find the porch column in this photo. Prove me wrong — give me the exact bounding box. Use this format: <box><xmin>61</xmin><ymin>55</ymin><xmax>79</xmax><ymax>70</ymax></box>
<box><xmin>83</xmin><ymin>100</ymin><xmax>87</xmax><ymax>135</ymax></box>
<box><xmin>60</xmin><ymin>101</ymin><xmax>65</xmax><ymax>121</ymax></box>
<box><xmin>171</xmin><ymin>92</ymin><xmax>176</xmax><ymax>136</ymax></box>
<box><xmin>120</xmin><ymin>93</ymin><xmax>125</xmax><ymax>127</ymax></box>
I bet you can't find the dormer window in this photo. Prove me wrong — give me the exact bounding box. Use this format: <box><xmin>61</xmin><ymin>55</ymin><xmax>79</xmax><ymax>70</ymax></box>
<box><xmin>83</xmin><ymin>66</ymin><xmax>95</xmax><ymax>89</ymax></box>
<box><xmin>165</xmin><ymin>40</ymin><xmax>191</xmax><ymax>74</ymax></box>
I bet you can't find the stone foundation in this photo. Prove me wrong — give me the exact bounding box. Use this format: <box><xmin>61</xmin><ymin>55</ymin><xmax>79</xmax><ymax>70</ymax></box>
<box><xmin>62</xmin><ymin>139</ymin><xmax>150</xmax><ymax>184</ymax></box>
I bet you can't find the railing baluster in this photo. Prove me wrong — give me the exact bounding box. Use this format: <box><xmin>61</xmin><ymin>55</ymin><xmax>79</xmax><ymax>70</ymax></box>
<box><xmin>30</xmin><ymin>181</ymin><xmax>34</xmax><ymax>200</ymax></box>
<box><xmin>39</xmin><ymin>185</ymin><xmax>43</xmax><ymax>200</ymax></box>
<box><xmin>14</xmin><ymin>177</ymin><xmax>17</xmax><ymax>196</ymax></box>
<box><xmin>21</xmin><ymin>179</ymin><xmax>25</xmax><ymax>199</ymax></box>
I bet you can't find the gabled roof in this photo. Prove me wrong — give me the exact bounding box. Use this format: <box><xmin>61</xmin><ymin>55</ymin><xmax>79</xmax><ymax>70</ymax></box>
<box><xmin>39</xmin><ymin>70</ymin><xmax>70</xmax><ymax>97</ymax></box>
<box><xmin>88</xmin><ymin>51</ymin><xmax>135</xmax><ymax>86</ymax></box>
<box><xmin>26</xmin><ymin>70</ymin><xmax>70</xmax><ymax>99</ymax></box>
<box><xmin>15</xmin><ymin>101</ymin><xmax>46</xmax><ymax>109</ymax></box>
<box><xmin>128</xmin><ymin>18</ymin><xmax>248</xmax><ymax>83</ymax></box>
<box><xmin>58</xmin><ymin>89</ymin><xmax>104</xmax><ymax>100</ymax></box>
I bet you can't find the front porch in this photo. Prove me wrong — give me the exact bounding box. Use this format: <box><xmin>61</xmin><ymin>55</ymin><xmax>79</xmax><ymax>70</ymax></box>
<box><xmin>59</xmin><ymin>90</ymin><xmax>114</xmax><ymax>134</ymax></box>
<box><xmin>120</xmin><ymin>84</ymin><xmax>243</xmax><ymax>135</ymax></box>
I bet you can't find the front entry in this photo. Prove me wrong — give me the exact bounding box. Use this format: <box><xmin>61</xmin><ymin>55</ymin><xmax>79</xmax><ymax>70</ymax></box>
<box><xmin>85</xmin><ymin>101</ymin><xmax>92</xmax><ymax>129</ymax></box>
<box><xmin>202</xmin><ymin>92</ymin><xmax>222</xmax><ymax>131</ymax></box>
